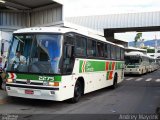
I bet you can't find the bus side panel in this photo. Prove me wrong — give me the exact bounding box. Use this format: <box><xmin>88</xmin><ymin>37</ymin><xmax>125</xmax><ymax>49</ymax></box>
<box><xmin>72</xmin><ymin>59</ymin><xmax>124</xmax><ymax>94</ymax></box>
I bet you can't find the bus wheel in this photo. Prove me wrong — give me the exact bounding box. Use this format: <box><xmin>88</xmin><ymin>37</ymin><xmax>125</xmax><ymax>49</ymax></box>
<box><xmin>141</xmin><ymin>70</ymin><xmax>143</xmax><ymax>74</ymax></box>
<box><xmin>111</xmin><ymin>74</ymin><xmax>118</xmax><ymax>89</ymax></box>
<box><xmin>70</xmin><ymin>80</ymin><xmax>82</xmax><ymax>103</ymax></box>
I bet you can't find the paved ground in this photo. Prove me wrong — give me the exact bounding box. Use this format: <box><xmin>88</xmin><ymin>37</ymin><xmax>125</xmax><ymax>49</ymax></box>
<box><xmin>0</xmin><ymin>70</ymin><xmax>160</xmax><ymax>120</ymax></box>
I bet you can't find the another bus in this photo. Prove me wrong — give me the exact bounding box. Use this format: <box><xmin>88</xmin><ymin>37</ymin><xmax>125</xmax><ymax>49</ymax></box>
<box><xmin>124</xmin><ymin>51</ymin><xmax>150</xmax><ymax>75</ymax></box>
<box><xmin>5</xmin><ymin>27</ymin><xmax>125</xmax><ymax>102</ymax></box>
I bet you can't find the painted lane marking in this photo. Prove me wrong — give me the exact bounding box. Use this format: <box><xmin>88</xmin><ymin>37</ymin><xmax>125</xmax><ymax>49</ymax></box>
<box><xmin>126</xmin><ymin>78</ymin><xmax>133</xmax><ymax>81</ymax></box>
<box><xmin>155</xmin><ymin>79</ymin><xmax>160</xmax><ymax>82</ymax></box>
<box><xmin>146</xmin><ymin>78</ymin><xmax>152</xmax><ymax>82</ymax></box>
<box><xmin>135</xmin><ymin>78</ymin><xmax>143</xmax><ymax>81</ymax></box>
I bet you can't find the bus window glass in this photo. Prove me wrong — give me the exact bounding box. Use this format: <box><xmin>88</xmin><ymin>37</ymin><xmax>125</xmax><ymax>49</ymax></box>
<box><xmin>121</xmin><ymin>48</ymin><xmax>124</xmax><ymax>60</ymax></box>
<box><xmin>107</xmin><ymin>44</ymin><xmax>111</xmax><ymax>59</ymax></box>
<box><xmin>104</xmin><ymin>44</ymin><xmax>108</xmax><ymax>58</ymax></box>
<box><xmin>111</xmin><ymin>45</ymin><xmax>115</xmax><ymax>59</ymax></box>
<box><xmin>97</xmin><ymin>42</ymin><xmax>104</xmax><ymax>57</ymax></box>
<box><xmin>7</xmin><ymin>35</ymin><xmax>32</xmax><ymax>72</ymax></box>
<box><xmin>7</xmin><ymin>34</ymin><xmax>63</xmax><ymax>74</ymax></box>
<box><xmin>30</xmin><ymin>35</ymin><xmax>62</xmax><ymax>74</ymax></box>
<box><xmin>87</xmin><ymin>39</ymin><xmax>96</xmax><ymax>57</ymax></box>
<box><xmin>117</xmin><ymin>47</ymin><xmax>121</xmax><ymax>60</ymax></box>
<box><xmin>76</xmin><ymin>36</ymin><xmax>87</xmax><ymax>56</ymax></box>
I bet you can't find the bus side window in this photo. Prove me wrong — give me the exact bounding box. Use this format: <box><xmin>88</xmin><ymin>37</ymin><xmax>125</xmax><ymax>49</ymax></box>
<box><xmin>107</xmin><ymin>44</ymin><xmax>111</xmax><ymax>59</ymax></box>
<box><xmin>97</xmin><ymin>42</ymin><xmax>104</xmax><ymax>57</ymax></box>
<box><xmin>75</xmin><ymin>35</ymin><xmax>87</xmax><ymax>57</ymax></box>
<box><xmin>87</xmin><ymin>39</ymin><xmax>96</xmax><ymax>57</ymax></box>
<box><xmin>120</xmin><ymin>48</ymin><xmax>124</xmax><ymax>60</ymax></box>
<box><xmin>116</xmin><ymin>47</ymin><xmax>120</xmax><ymax>60</ymax></box>
<box><xmin>111</xmin><ymin>45</ymin><xmax>116</xmax><ymax>59</ymax></box>
<box><xmin>104</xmin><ymin>44</ymin><xmax>108</xmax><ymax>58</ymax></box>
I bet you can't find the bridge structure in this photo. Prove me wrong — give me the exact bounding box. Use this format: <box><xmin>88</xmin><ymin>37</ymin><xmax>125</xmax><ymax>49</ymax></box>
<box><xmin>66</xmin><ymin>11</ymin><xmax>160</xmax><ymax>47</ymax></box>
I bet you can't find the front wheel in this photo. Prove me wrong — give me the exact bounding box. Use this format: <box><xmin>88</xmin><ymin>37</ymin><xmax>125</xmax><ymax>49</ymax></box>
<box><xmin>70</xmin><ymin>80</ymin><xmax>82</xmax><ymax>103</ymax></box>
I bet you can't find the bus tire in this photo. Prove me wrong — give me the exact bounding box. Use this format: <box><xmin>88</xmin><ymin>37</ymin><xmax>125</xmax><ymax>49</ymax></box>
<box><xmin>111</xmin><ymin>74</ymin><xmax>118</xmax><ymax>89</ymax></box>
<box><xmin>70</xmin><ymin>80</ymin><xmax>83</xmax><ymax>103</ymax></box>
<box><xmin>141</xmin><ymin>70</ymin><xmax>143</xmax><ymax>74</ymax></box>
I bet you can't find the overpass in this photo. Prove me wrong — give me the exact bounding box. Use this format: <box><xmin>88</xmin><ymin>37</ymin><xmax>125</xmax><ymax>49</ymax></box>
<box><xmin>66</xmin><ymin>11</ymin><xmax>160</xmax><ymax>45</ymax></box>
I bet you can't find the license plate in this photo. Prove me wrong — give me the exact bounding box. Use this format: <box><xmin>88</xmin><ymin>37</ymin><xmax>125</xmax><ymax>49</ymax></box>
<box><xmin>25</xmin><ymin>90</ymin><xmax>34</xmax><ymax>94</ymax></box>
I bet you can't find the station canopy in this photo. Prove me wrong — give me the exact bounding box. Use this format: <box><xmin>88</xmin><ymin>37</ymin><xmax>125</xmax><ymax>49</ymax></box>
<box><xmin>0</xmin><ymin>0</ymin><xmax>63</xmax><ymax>10</ymax></box>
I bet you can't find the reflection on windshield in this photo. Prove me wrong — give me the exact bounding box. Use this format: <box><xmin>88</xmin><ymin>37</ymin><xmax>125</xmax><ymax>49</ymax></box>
<box><xmin>7</xmin><ymin>34</ymin><xmax>62</xmax><ymax>74</ymax></box>
<box><xmin>125</xmin><ymin>56</ymin><xmax>141</xmax><ymax>65</ymax></box>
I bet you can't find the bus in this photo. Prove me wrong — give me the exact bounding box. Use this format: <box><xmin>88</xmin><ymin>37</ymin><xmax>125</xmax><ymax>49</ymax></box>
<box><xmin>124</xmin><ymin>51</ymin><xmax>150</xmax><ymax>75</ymax></box>
<box><xmin>5</xmin><ymin>27</ymin><xmax>125</xmax><ymax>103</ymax></box>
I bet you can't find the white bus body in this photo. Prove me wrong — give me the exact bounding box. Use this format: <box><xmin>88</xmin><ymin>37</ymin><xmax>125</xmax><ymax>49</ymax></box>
<box><xmin>5</xmin><ymin>27</ymin><xmax>124</xmax><ymax>102</ymax></box>
<box><xmin>124</xmin><ymin>51</ymin><xmax>150</xmax><ymax>75</ymax></box>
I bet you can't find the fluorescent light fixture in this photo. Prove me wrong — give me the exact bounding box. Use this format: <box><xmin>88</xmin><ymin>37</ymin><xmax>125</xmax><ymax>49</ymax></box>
<box><xmin>6</xmin><ymin>6</ymin><xmax>18</xmax><ymax>10</ymax></box>
<box><xmin>0</xmin><ymin>0</ymin><xmax>5</xmax><ymax>3</ymax></box>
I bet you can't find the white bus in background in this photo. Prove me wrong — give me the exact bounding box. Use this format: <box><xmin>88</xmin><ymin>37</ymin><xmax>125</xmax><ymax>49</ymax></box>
<box><xmin>5</xmin><ymin>27</ymin><xmax>125</xmax><ymax>103</ymax></box>
<box><xmin>148</xmin><ymin>56</ymin><xmax>158</xmax><ymax>72</ymax></box>
<box><xmin>124</xmin><ymin>51</ymin><xmax>150</xmax><ymax>75</ymax></box>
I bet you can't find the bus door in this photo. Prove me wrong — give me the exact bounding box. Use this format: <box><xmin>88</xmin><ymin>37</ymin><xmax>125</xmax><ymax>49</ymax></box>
<box><xmin>63</xmin><ymin>33</ymin><xmax>75</xmax><ymax>74</ymax></box>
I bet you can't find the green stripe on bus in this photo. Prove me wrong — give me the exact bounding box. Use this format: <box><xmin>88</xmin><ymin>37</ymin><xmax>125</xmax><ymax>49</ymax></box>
<box><xmin>85</xmin><ymin>61</ymin><xmax>105</xmax><ymax>72</ymax></box>
<box><xmin>79</xmin><ymin>60</ymin><xmax>83</xmax><ymax>73</ymax></box>
<box><xmin>109</xmin><ymin>62</ymin><xmax>112</xmax><ymax>70</ymax></box>
<box><xmin>16</xmin><ymin>74</ymin><xmax>39</xmax><ymax>80</ymax></box>
<box><xmin>79</xmin><ymin>60</ymin><xmax>105</xmax><ymax>73</ymax></box>
<box><xmin>8</xmin><ymin>73</ymin><xmax>61</xmax><ymax>82</ymax></box>
<box><xmin>54</xmin><ymin>76</ymin><xmax>62</xmax><ymax>82</ymax></box>
<box><xmin>116</xmin><ymin>62</ymin><xmax>123</xmax><ymax>70</ymax></box>
<box><xmin>79</xmin><ymin>60</ymin><xmax>124</xmax><ymax>73</ymax></box>
<box><xmin>106</xmin><ymin>71</ymin><xmax>110</xmax><ymax>80</ymax></box>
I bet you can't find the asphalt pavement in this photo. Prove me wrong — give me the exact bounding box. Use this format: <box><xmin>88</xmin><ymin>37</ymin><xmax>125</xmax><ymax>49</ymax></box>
<box><xmin>0</xmin><ymin>70</ymin><xmax>160</xmax><ymax>120</ymax></box>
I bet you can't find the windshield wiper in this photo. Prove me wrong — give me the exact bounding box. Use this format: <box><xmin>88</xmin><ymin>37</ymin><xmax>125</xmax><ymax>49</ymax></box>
<box><xmin>15</xmin><ymin>36</ymin><xmax>24</xmax><ymax>43</ymax></box>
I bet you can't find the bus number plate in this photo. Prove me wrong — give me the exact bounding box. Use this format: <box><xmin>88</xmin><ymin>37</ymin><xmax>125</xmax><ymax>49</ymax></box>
<box><xmin>25</xmin><ymin>90</ymin><xmax>34</xmax><ymax>95</ymax></box>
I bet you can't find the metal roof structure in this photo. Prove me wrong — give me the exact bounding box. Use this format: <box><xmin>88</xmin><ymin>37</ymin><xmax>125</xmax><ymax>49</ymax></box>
<box><xmin>66</xmin><ymin>11</ymin><xmax>160</xmax><ymax>33</ymax></box>
<box><xmin>0</xmin><ymin>0</ymin><xmax>63</xmax><ymax>31</ymax></box>
<box><xmin>66</xmin><ymin>11</ymin><xmax>160</xmax><ymax>46</ymax></box>
<box><xmin>0</xmin><ymin>0</ymin><xmax>63</xmax><ymax>10</ymax></box>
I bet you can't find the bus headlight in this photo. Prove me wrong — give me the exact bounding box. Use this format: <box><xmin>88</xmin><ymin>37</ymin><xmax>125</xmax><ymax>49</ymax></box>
<box><xmin>49</xmin><ymin>82</ymin><xmax>59</xmax><ymax>86</ymax></box>
<box><xmin>6</xmin><ymin>79</ymin><xmax>13</xmax><ymax>83</ymax></box>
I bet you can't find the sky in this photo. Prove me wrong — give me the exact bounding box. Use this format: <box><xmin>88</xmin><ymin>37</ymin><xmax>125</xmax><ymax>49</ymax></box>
<box><xmin>63</xmin><ymin>0</ymin><xmax>160</xmax><ymax>42</ymax></box>
<box><xmin>64</xmin><ymin>0</ymin><xmax>160</xmax><ymax>17</ymax></box>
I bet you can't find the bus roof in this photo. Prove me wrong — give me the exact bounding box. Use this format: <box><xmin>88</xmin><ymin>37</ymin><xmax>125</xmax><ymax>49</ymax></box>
<box><xmin>125</xmin><ymin>51</ymin><xmax>146</xmax><ymax>57</ymax></box>
<box><xmin>13</xmin><ymin>27</ymin><xmax>124</xmax><ymax>48</ymax></box>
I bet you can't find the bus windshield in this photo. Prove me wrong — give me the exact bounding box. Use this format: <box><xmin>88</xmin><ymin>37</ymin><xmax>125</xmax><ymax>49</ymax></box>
<box><xmin>125</xmin><ymin>56</ymin><xmax>141</xmax><ymax>65</ymax></box>
<box><xmin>6</xmin><ymin>34</ymin><xmax>63</xmax><ymax>74</ymax></box>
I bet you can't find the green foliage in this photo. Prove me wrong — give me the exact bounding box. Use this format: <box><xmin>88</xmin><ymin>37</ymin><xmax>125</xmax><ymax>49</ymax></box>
<box><xmin>141</xmin><ymin>46</ymin><xmax>148</xmax><ymax>49</ymax></box>
<box><xmin>134</xmin><ymin>32</ymin><xmax>142</xmax><ymax>47</ymax></box>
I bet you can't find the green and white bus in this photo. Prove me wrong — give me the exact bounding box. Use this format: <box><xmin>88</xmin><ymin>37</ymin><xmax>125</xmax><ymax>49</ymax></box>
<box><xmin>124</xmin><ymin>51</ymin><xmax>150</xmax><ymax>75</ymax></box>
<box><xmin>5</xmin><ymin>27</ymin><xmax>124</xmax><ymax>102</ymax></box>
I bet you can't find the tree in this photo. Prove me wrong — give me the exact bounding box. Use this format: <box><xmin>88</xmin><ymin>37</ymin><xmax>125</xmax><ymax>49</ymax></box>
<box><xmin>134</xmin><ymin>32</ymin><xmax>142</xmax><ymax>47</ymax></box>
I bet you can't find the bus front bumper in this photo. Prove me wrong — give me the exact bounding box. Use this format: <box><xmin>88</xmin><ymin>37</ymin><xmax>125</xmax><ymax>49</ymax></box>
<box><xmin>6</xmin><ymin>84</ymin><xmax>63</xmax><ymax>101</ymax></box>
<box><xmin>124</xmin><ymin>68</ymin><xmax>141</xmax><ymax>74</ymax></box>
